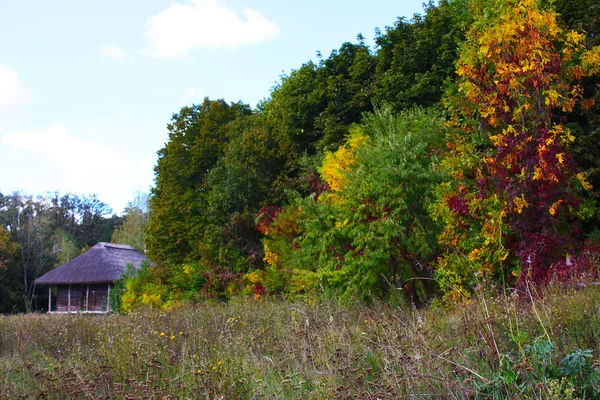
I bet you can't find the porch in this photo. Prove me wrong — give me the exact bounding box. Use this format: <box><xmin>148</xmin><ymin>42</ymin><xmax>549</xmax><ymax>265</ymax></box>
<box><xmin>48</xmin><ymin>284</ymin><xmax>111</xmax><ymax>313</ymax></box>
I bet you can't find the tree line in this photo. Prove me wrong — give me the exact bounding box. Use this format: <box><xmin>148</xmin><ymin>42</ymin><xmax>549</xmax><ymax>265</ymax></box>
<box><xmin>0</xmin><ymin>192</ymin><xmax>147</xmax><ymax>313</ymax></box>
<box><xmin>2</xmin><ymin>0</ymin><xmax>599</xmax><ymax>312</ymax></box>
<box><xmin>118</xmin><ymin>0</ymin><xmax>600</xmax><ymax>309</ymax></box>
<box><xmin>117</xmin><ymin>0</ymin><xmax>600</xmax><ymax>310</ymax></box>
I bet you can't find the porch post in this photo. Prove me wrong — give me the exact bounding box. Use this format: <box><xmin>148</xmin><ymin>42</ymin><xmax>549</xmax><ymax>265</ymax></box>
<box><xmin>85</xmin><ymin>285</ymin><xmax>89</xmax><ymax>312</ymax></box>
<box><xmin>48</xmin><ymin>287</ymin><xmax>51</xmax><ymax>312</ymax></box>
<box><xmin>106</xmin><ymin>284</ymin><xmax>111</xmax><ymax>312</ymax></box>
<box><xmin>68</xmin><ymin>285</ymin><xmax>71</xmax><ymax>313</ymax></box>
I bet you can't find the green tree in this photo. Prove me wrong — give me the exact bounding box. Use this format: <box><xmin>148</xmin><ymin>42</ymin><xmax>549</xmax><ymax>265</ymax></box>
<box><xmin>48</xmin><ymin>192</ymin><xmax>119</xmax><ymax>249</ymax></box>
<box><xmin>146</xmin><ymin>98</ymin><xmax>252</xmax><ymax>265</ymax></box>
<box><xmin>263</xmin><ymin>108</ymin><xmax>446</xmax><ymax>302</ymax></box>
<box><xmin>0</xmin><ymin>191</ymin><xmax>119</xmax><ymax>312</ymax></box>
<box><xmin>0</xmin><ymin>226</ymin><xmax>22</xmax><ymax>313</ymax></box>
<box><xmin>0</xmin><ymin>193</ymin><xmax>56</xmax><ymax>311</ymax></box>
<box><xmin>263</xmin><ymin>39</ymin><xmax>377</xmax><ymax>200</ymax></box>
<box><xmin>374</xmin><ymin>0</ymin><xmax>470</xmax><ymax>111</ymax></box>
<box><xmin>76</xmin><ymin>195</ymin><xmax>116</xmax><ymax>246</ymax></box>
<box><xmin>200</xmin><ymin>115</ymin><xmax>287</xmax><ymax>271</ymax></box>
<box><xmin>53</xmin><ymin>230</ymin><xmax>80</xmax><ymax>266</ymax></box>
<box><xmin>135</xmin><ymin>110</ymin><xmax>290</xmax><ymax>307</ymax></box>
<box><xmin>112</xmin><ymin>192</ymin><xmax>149</xmax><ymax>253</ymax></box>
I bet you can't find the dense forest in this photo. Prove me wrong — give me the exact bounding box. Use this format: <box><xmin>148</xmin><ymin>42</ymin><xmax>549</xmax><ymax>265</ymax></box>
<box><xmin>1</xmin><ymin>0</ymin><xmax>599</xmax><ymax>312</ymax></box>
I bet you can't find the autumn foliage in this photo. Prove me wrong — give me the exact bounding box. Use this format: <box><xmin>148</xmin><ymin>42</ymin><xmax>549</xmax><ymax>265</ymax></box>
<box><xmin>432</xmin><ymin>0</ymin><xmax>600</xmax><ymax>298</ymax></box>
<box><xmin>116</xmin><ymin>0</ymin><xmax>600</xmax><ymax>310</ymax></box>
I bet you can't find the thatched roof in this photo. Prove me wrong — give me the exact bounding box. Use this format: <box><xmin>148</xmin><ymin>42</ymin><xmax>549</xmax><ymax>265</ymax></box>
<box><xmin>35</xmin><ymin>243</ymin><xmax>145</xmax><ymax>285</ymax></box>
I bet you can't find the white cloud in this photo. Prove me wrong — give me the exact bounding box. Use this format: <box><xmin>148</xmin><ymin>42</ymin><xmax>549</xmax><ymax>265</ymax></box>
<box><xmin>184</xmin><ymin>87</ymin><xmax>197</xmax><ymax>100</ymax></box>
<box><xmin>101</xmin><ymin>44</ymin><xmax>127</xmax><ymax>62</ymax></box>
<box><xmin>0</xmin><ymin>64</ymin><xmax>31</xmax><ymax>109</ymax></box>
<box><xmin>1</xmin><ymin>124</ymin><xmax>146</xmax><ymax>213</ymax></box>
<box><xmin>145</xmin><ymin>0</ymin><xmax>280</xmax><ymax>58</ymax></box>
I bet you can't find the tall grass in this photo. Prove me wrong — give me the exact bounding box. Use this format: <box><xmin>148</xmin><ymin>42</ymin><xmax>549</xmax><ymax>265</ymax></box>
<box><xmin>1</xmin><ymin>286</ymin><xmax>599</xmax><ymax>398</ymax></box>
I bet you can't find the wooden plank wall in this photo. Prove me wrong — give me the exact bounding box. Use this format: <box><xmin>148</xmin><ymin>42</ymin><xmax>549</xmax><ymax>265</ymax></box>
<box><xmin>54</xmin><ymin>284</ymin><xmax>110</xmax><ymax>312</ymax></box>
<box><xmin>56</xmin><ymin>286</ymin><xmax>69</xmax><ymax>311</ymax></box>
<box><xmin>56</xmin><ymin>285</ymin><xmax>86</xmax><ymax>311</ymax></box>
<box><xmin>89</xmin><ymin>285</ymin><xmax>109</xmax><ymax>311</ymax></box>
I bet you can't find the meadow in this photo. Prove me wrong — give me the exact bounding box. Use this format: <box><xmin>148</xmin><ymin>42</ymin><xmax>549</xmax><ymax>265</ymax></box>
<box><xmin>2</xmin><ymin>285</ymin><xmax>600</xmax><ymax>399</ymax></box>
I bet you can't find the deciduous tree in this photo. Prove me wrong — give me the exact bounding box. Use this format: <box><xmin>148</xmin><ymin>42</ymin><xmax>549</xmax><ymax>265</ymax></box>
<box><xmin>431</xmin><ymin>0</ymin><xmax>600</xmax><ymax>298</ymax></box>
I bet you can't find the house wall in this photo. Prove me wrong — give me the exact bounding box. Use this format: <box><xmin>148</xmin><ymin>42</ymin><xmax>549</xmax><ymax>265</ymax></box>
<box><xmin>56</xmin><ymin>286</ymin><xmax>82</xmax><ymax>311</ymax></box>
<box><xmin>55</xmin><ymin>284</ymin><xmax>110</xmax><ymax>312</ymax></box>
<box><xmin>88</xmin><ymin>284</ymin><xmax>109</xmax><ymax>311</ymax></box>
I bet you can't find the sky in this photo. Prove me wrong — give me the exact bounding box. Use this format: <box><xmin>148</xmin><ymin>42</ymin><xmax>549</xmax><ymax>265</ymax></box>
<box><xmin>0</xmin><ymin>0</ymin><xmax>425</xmax><ymax>214</ymax></box>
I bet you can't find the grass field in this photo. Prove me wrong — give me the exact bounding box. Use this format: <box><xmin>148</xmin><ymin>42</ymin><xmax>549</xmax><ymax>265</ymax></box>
<box><xmin>1</xmin><ymin>286</ymin><xmax>600</xmax><ymax>399</ymax></box>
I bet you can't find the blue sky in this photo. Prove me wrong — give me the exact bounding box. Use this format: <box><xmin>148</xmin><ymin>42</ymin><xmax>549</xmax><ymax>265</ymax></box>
<box><xmin>0</xmin><ymin>0</ymin><xmax>425</xmax><ymax>213</ymax></box>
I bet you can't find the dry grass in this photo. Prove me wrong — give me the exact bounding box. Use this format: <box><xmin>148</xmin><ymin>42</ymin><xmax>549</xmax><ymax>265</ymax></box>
<box><xmin>1</xmin><ymin>286</ymin><xmax>600</xmax><ymax>399</ymax></box>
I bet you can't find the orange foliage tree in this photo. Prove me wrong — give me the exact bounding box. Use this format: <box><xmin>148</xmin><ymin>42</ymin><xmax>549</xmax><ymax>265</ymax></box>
<box><xmin>431</xmin><ymin>0</ymin><xmax>600</xmax><ymax>298</ymax></box>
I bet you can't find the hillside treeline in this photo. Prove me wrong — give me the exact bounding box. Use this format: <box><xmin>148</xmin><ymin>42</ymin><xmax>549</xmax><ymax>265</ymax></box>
<box><xmin>117</xmin><ymin>0</ymin><xmax>600</xmax><ymax>310</ymax></box>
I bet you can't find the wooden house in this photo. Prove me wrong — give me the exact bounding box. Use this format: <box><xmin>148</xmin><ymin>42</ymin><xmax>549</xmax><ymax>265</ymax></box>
<box><xmin>35</xmin><ymin>242</ymin><xmax>145</xmax><ymax>313</ymax></box>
